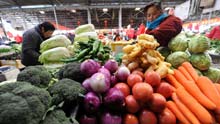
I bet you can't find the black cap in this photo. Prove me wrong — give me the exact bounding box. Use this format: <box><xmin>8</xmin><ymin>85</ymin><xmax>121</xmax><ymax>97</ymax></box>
<box><xmin>143</xmin><ymin>1</ymin><xmax>162</xmax><ymax>13</ymax></box>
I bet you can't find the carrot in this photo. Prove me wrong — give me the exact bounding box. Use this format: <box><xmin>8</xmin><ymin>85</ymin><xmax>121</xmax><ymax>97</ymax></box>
<box><xmin>165</xmin><ymin>74</ymin><xmax>183</xmax><ymax>89</ymax></box>
<box><xmin>173</xmin><ymin>69</ymin><xmax>188</xmax><ymax>85</ymax></box>
<box><xmin>182</xmin><ymin>62</ymin><xmax>199</xmax><ymax>82</ymax></box>
<box><xmin>196</xmin><ymin>76</ymin><xmax>220</xmax><ymax>107</ymax></box>
<box><xmin>166</xmin><ymin>101</ymin><xmax>190</xmax><ymax>124</ymax></box>
<box><xmin>172</xmin><ymin>93</ymin><xmax>201</xmax><ymax>124</ymax></box>
<box><xmin>178</xmin><ymin>66</ymin><xmax>194</xmax><ymax>81</ymax></box>
<box><xmin>214</xmin><ymin>83</ymin><xmax>220</xmax><ymax>94</ymax></box>
<box><xmin>176</xmin><ymin>87</ymin><xmax>214</xmax><ymax>124</ymax></box>
<box><xmin>174</xmin><ymin>71</ymin><xmax>216</xmax><ymax>110</ymax></box>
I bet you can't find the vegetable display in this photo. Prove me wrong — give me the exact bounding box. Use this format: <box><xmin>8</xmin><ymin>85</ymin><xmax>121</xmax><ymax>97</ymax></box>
<box><xmin>164</xmin><ymin>62</ymin><xmax>220</xmax><ymax>124</ymax></box>
<box><xmin>62</xmin><ymin>38</ymin><xmax>111</xmax><ymax>64</ymax></box>
<box><xmin>168</xmin><ymin>33</ymin><xmax>189</xmax><ymax>52</ymax></box>
<box><xmin>122</xmin><ymin>34</ymin><xmax>173</xmax><ymax>78</ymax></box>
<box><xmin>188</xmin><ymin>35</ymin><xmax>210</xmax><ymax>54</ymax></box>
<box><xmin>189</xmin><ymin>52</ymin><xmax>212</xmax><ymax>71</ymax></box>
<box><xmin>40</xmin><ymin>35</ymin><xmax>72</xmax><ymax>53</ymax></box>
<box><xmin>2</xmin><ymin>23</ymin><xmax>220</xmax><ymax>124</ymax></box>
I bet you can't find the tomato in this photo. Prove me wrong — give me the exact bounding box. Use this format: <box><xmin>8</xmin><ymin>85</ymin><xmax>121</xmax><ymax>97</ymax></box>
<box><xmin>132</xmin><ymin>83</ymin><xmax>153</xmax><ymax>102</ymax></box>
<box><xmin>123</xmin><ymin>113</ymin><xmax>139</xmax><ymax>124</ymax></box>
<box><xmin>145</xmin><ymin>71</ymin><xmax>161</xmax><ymax>87</ymax></box>
<box><xmin>114</xmin><ymin>82</ymin><xmax>130</xmax><ymax>97</ymax></box>
<box><xmin>125</xmin><ymin>95</ymin><xmax>140</xmax><ymax>113</ymax></box>
<box><xmin>127</xmin><ymin>74</ymin><xmax>143</xmax><ymax>88</ymax></box>
<box><xmin>159</xmin><ymin>108</ymin><xmax>176</xmax><ymax>124</ymax></box>
<box><xmin>132</xmin><ymin>70</ymin><xmax>145</xmax><ymax>79</ymax></box>
<box><xmin>139</xmin><ymin>109</ymin><xmax>157</xmax><ymax>124</ymax></box>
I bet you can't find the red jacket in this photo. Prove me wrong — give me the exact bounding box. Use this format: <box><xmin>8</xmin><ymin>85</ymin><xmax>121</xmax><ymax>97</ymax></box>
<box><xmin>206</xmin><ymin>26</ymin><xmax>220</xmax><ymax>40</ymax></box>
<box><xmin>145</xmin><ymin>15</ymin><xmax>182</xmax><ymax>46</ymax></box>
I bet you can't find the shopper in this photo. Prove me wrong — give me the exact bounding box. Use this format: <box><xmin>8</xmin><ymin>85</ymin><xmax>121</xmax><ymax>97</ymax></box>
<box><xmin>21</xmin><ymin>21</ymin><xmax>55</xmax><ymax>66</ymax></box>
<box><xmin>144</xmin><ymin>1</ymin><xmax>182</xmax><ymax>46</ymax></box>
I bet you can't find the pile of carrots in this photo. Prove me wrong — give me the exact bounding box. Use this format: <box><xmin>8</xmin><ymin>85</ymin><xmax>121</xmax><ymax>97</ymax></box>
<box><xmin>165</xmin><ymin>62</ymin><xmax>220</xmax><ymax>124</ymax></box>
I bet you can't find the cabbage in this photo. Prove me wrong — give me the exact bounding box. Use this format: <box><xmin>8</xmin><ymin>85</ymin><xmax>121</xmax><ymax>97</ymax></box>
<box><xmin>168</xmin><ymin>33</ymin><xmax>189</xmax><ymax>52</ymax></box>
<box><xmin>203</xmin><ymin>67</ymin><xmax>220</xmax><ymax>83</ymax></box>
<box><xmin>156</xmin><ymin>46</ymin><xmax>171</xmax><ymax>59</ymax></box>
<box><xmin>188</xmin><ymin>35</ymin><xmax>210</xmax><ymax>53</ymax></box>
<box><xmin>74</xmin><ymin>32</ymin><xmax>98</xmax><ymax>49</ymax></box>
<box><xmin>74</xmin><ymin>32</ymin><xmax>98</xmax><ymax>42</ymax></box>
<box><xmin>75</xmin><ymin>24</ymin><xmax>95</xmax><ymax>35</ymax></box>
<box><xmin>39</xmin><ymin>47</ymin><xmax>71</xmax><ymax>64</ymax></box>
<box><xmin>190</xmin><ymin>53</ymin><xmax>211</xmax><ymax>71</ymax></box>
<box><xmin>166</xmin><ymin>51</ymin><xmax>189</xmax><ymax>68</ymax></box>
<box><xmin>40</xmin><ymin>35</ymin><xmax>71</xmax><ymax>53</ymax></box>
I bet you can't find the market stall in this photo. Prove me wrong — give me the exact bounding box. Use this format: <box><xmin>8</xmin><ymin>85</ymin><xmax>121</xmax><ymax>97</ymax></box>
<box><xmin>0</xmin><ymin>23</ymin><xmax>220</xmax><ymax>124</ymax></box>
<box><xmin>1</xmin><ymin>0</ymin><xmax>220</xmax><ymax>124</ymax></box>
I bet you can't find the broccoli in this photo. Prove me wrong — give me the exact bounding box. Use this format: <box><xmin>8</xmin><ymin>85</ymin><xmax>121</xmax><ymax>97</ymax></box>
<box><xmin>48</xmin><ymin>78</ymin><xmax>86</xmax><ymax>105</ymax></box>
<box><xmin>17</xmin><ymin>65</ymin><xmax>52</xmax><ymax>88</ymax></box>
<box><xmin>0</xmin><ymin>81</ymin><xmax>51</xmax><ymax>124</ymax></box>
<box><xmin>58</xmin><ymin>62</ymin><xmax>86</xmax><ymax>83</ymax></box>
<box><xmin>40</xmin><ymin>109</ymin><xmax>72</xmax><ymax>124</ymax></box>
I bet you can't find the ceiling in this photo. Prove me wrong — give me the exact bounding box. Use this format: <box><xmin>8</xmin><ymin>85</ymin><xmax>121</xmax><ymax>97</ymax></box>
<box><xmin>0</xmin><ymin>0</ymin><xmax>187</xmax><ymax>30</ymax></box>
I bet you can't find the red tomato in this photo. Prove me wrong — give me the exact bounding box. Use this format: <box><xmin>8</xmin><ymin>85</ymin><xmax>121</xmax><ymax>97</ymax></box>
<box><xmin>114</xmin><ymin>82</ymin><xmax>130</xmax><ymax>97</ymax></box>
<box><xmin>127</xmin><ymin>74</ymin><xmax>143</xmax><ymax>88</ymax></box>
<box><xmin>139</xmin><ymin>109</ymin><xmax>157</xmax><ymax>124</ymax></box>
<box><xmin>123</xmin><ymin>113</ymin><xmax>139</xmax><ymax>124</ymax></box>
<box><xmin>125</xmin><ymin>95</ymin><xmax>140</xmax><ymax>113</ymax></box>
<box><xmin>145</xmin><ymin>71</ymin><xmax>161</xmax><ymax>87</ymax></box>
<box><xmin>132</xmin><ymin>83</ymin><xmax>153</xmax><ymax>102</ymax></box>
<box><xmin>159</xmin><ymin>108</ymin><xmax>176</xmax><ymax>124</ymax></box>
<box><xmin>132</xmin><ymin>70</ymin><xmax>145</xmax><ymax>79</ymax></box>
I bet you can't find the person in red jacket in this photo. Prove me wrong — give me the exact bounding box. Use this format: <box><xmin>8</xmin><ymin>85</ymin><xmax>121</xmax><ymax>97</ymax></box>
<box><xmin>206</xmin><ymin>25</ymin><xmax>220</xmax><ymax>40</ymax></box>
<box><xmin>144</xmin><ymin>2</ymin><xmax>182</xmax><ymax>46</ymax></box>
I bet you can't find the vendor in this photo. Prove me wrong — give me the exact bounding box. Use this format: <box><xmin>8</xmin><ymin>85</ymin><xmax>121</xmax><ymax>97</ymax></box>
<box><xmin>144</xmin><ymin>1</ymin><xmax>182</xmax><ymax>46</ymax></box>
<box><xmin>21</xmin><ymin>22</ymin><xmax>55</xmax><ymax>66</ymax></box>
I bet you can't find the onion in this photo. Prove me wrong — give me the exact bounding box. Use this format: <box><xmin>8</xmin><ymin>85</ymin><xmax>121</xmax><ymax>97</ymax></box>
<box><xmin>101</xmin><ymin>112</ymin><xmax>122</xmax><ymax>124</ymax></box>
<box><xmin>80</xmin><ymin>59</ymin><xmax>101</xmax><ymax>77</ymax></box>
<box><xmin>110</xmin><ymin>75</ymin><xmax>118</xmax><ymax>87</ymax></box>
<box><xmin>84</xmin><ymin>92</ymin><xmax>101</xmax><ymax>113</ymax></box>
<box><xmin>82</xmin><ymin>78</ymin><xmax>92</xmax><ymax>92</ymax></box>
<box><xmin>80</xmin><ymin>114</ymin><xmax>97</xmax><ymax>124</ymax></box>
<box><xmin>116</xmin><ymin>66</ymin><xmax>130</xmax><ymax>82</ymax></box>
<box><xmin>90</xmin><ymin>73</ymin><xmax>110</xmax><ymax>93</ymax></box>
<box><xmin>98</xmin><ymin>67</ymin><xmax>111</xmax><ymax>85</ymax></box>
<box><xmin>104</xmin><ymin>88</ymin><xmax>125</xmax><ymax>111</ymax></box>
<box><xmin>104</xmin><ymin>59</ymin><xmax>119</xmax><ymax>73</ymax></box>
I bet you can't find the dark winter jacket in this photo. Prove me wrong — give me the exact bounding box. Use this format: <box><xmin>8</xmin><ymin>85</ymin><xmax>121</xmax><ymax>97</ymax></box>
<box><xmin>145</xmin><ymin>15</ymin><xmax>182</xmax><ymax>46</ymax></box>
<box><xmin>21</xmin><ymin>25</ymin><xmax>45</xmax><ymax>66</ymax></box>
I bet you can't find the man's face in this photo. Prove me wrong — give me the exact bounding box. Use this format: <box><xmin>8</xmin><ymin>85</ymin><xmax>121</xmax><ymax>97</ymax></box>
<box><xmin>145</xmin><ymin>6</ymin><xmax>162</xmax><ymax>22</ymax></box>
<box><xmin>43</xmin><ymin>31</ymin><xmax>54</xmax><ymax>38</ymax></box>
<box><xmin>41</xmin><ymin>27</ymin><xmax>54</xmax><ymax>38</ymax></box>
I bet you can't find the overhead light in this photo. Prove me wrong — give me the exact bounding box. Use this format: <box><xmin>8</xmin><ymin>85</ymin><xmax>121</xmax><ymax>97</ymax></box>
<box><xmin>135</xmin><ymin>8</ymin><xmax>140</xmax><ymax>11</ymax></box>
<box><xmin>39</xmin><ymin>11</ymin><xmax>45</xmax><ymax>14</ymax></box>
<box><xmin>103</xmin><ymin>8</ymin><xmax>108</xmax><ymax>12</ymax></box>
<box><xmin>71</xmin><ymin>9</ymin><xmax>76</xmax><ymax>13</ymax></box>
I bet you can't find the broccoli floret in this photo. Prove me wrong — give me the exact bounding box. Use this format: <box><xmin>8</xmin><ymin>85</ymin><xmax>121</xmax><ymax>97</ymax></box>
<box><xmin>58</xmin><ymin>62</ymin><xmax>86</xmax><ymax>83</ymax></box>
<box><xmin>40</xmin><ymin>109</ymin><xmax>72</xmax><ymax>124</ymax></box>
<box><xmin>0</xmin><ymin>82</ymin><xmax>51</xmax><ymax>124</ymax></box>
<box><xmin>17</xmin><ymin>65</ymin><xmax>52</xmax><ymax>88</ymax></box>
<box><xmin>48</xmin><ymin>78</ymin><xmax>86</xmax><ymax>105</ymax></box>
